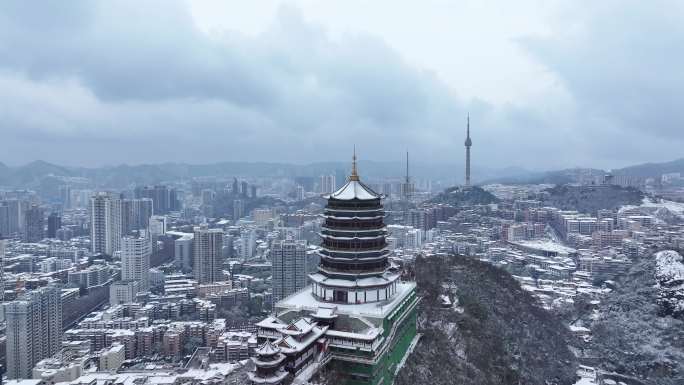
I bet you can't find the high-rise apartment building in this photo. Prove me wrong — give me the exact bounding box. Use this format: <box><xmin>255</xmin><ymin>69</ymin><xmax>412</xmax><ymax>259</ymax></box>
<box><xmin>120</xmin><ymin>199</ymin><xmax>135</xmax><ymax>236</ymax></box>
<box><xmin>47</xmin><ymin>212</ymin><xmax>62</xmax><ymax>238</ymax></box>
<box><xmin>240</xmin><ymin>229</ymin><xmax>257</xmax><ymax>260</ymax></box>
<box><xmin>134</xmin><ymin>185</ymin><xmax>180</xmax><ymax>215</ymax></box>
<box><xmin>319</xmin><ymin>174</ymin><xmax>336</xmax><ymax>194</ymax></box>
<box><xmin>193</xmin><ymin>225</ymin><xmax>223</xmax><ymax>283</ymax></box>
<box><xmin>172</xmin><ymin>232</ymin><xmax>193</xmax><ymax>272</ymax></box>
<box><xmin>201</xmin><ymin>189</ymin><xmax>215</xmax><ymax>205</ymax></box>
<box><xmin>233</xmin><ymin>199</ymin><xmax>244</xmax><ymax>221</ymax></box>
<box><xmin>295</xmin><ymin>185</ymin><xmax>305</xmax><ymax>201</ymax></box>
<box><xmin>4</xmin><ymin>286</ymin><xmax>62</xmax><ymax>379</ymax></box>
<box><xmin>0</xmin><ymin>240</ymin><xmax>4</xmax><ymax>301</ymax></box>
<box><xmin>12</xmin><ymin>200</ymin><xmax>29</xmax><ymax>233</ymax></box>
<box><xmin>271</xmin><ymin>239</ymin><xmax>307</xmax><ymax>302</ymax></box>
<box><xmin>121</xmin><ymin>231</ymin><xmax>152</xmax><ymax>292</ymax></box>
<box><xmin>149</xmin><ymin>215</ymin><xmax>167</xmax><ymax>237</ymax></box>
<box><xmin>90</xmin><ymin>193</ymin><xmax>113</xmax><ymax>255</ymax></box>
<box><xmin>232</xmin><ymin>178</ymin><xmax>239</xmax><ymax>195</ymax></box>
<box><xmin>134</xmin><ymin>198</ymin><xmax>154</xmax><ymax>230</ymax></box>
<box><xmin>23</xmin><ymin>204</ymin><xmax>45</xmax><ymax>242</ymax></box>
<box><xmin>0</xmin><ymin>204</ymin><xmax>10</xmax><ymax>237</ymax></box>
<box><xmin>89</xmin><ymin>192</ymin><xmax>126</xmax><ymax>255</ymax></box>
<box><xmin>109</xmin><ymin>197</ymin><xmax>124</xmax><ymax>253</ymax></box>
<box><xmin>1</xmin><ymin>199</ymin><xmax>22</xmax><ymax>236</ymax></box>
<box><xmin>169</xmin><ymin>188</ymin><xmax>181</xmax><ymax>212</ymax></box>
<box><xmin>58</xmin><ymin>185</ymin><xmax>71</xmax><ymax>209</ymax></box>
<box><xmin>222</xmin><ymin>234</ymin><xmax>234</xmax><ymax>259</ymax></box>
<box><xmin>120</xmin><ymin>198</ymin><xmax>154</xmax><ymax>235</ymax></box>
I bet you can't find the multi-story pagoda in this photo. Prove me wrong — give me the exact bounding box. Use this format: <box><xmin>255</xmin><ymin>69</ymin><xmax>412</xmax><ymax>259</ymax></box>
<box><xmin>252</xmin><ymin>152</ymin><xmax>419</xmax><ymax>385</ymax></box>
<box><xmin>309</xmin><ymin>151</ymin><xmax>400</xmax><ymax>304</ymax></box>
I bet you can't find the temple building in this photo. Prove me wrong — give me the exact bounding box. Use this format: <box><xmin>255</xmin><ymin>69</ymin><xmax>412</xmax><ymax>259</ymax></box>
<box><xmin>248</xmin><ymin>341</ymin><xmax>289</xmax><ymax>385</ymax></box>
<box><xmin>249</xmin><ymin>152</ymin><xmax>419</xmax><ymax>385</ymax></box>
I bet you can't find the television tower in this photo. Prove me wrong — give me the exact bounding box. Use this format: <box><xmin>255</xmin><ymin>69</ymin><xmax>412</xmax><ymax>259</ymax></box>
<box><xmin>464</xmin><ymin>113</ymin><xmax>472</xmax><ymax>187</ymax></box>
<box><xmin>402</xmin><ymin>151</ymin><xmax>411</xmax><ymax>224</ymax></box>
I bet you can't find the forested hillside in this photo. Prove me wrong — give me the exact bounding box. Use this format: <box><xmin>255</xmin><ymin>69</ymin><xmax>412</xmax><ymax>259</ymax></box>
<box><xmin>584</xmin><ymin>250</ymin><xmax>684</xmax><ymax>385</ymax></box>
<box><xmin>428</xmin><ymin>186</ymin><xmax>499</xmax><ymax>206</ymax></box>
<box><xmin>541</xmin><ymin>184</ymin><xmax>644</xmax><ymax>214</ymax></box>
<box><xmin>396</xmin><ymin>254</ymin><xmax>577</xmax><ymax>385</ymax></box>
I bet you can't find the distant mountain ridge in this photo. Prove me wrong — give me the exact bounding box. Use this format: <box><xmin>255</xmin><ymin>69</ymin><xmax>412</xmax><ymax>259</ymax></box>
<box><xmin>2</xmin><ymin>157</ymin><xmax>683</xmax><ymax>189</ymax></box>
<box><xmin>481</xmin><ymin>168</ymin><xmax>604</xmax><ymax>185</ymax></box>
<box><xmin>0</xmin><ymin>159</ymin><xmax>530</xmax><ymax>188</ymax></box>
<box><xmin>483</xmin><ymin>157</ymin><xmax>684</xmax><ymax>185</ymax></box>
<box><xmin>612</xmin><ymin>158</ymin><xmax>684</xmax><ymax>177</ymax></box>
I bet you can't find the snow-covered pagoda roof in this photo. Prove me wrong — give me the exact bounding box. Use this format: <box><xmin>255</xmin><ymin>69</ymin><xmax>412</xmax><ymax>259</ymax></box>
<box><xmin>328</xmin><ymin>179</ymin><xmax>380</xmax><ymax>201</ymax></box>
<box><xmin>255</xmin><ymin>341</ymin><xmax>281</xmax><ymax>356</ymax></box>
<box><xmin>326</xmin><ymin>149</ymin><xmax>381</xmax><ymax>201</ymax></box>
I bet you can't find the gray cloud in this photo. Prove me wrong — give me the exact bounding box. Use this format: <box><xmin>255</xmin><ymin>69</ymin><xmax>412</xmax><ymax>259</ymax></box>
<box><xmin>0</xmin><ymin>0</ymin><xmax>682</xmax><ymax>172</ymax></box>
<box><xmin>521</xmin><ymin>1</ymin><xmax>684</xmax><ymax>141</ymax></box>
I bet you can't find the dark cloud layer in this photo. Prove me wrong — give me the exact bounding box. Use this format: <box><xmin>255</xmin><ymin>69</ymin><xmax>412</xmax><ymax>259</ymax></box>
<box><xmin>522</xmin><ymin>1</ymin><xmax>684</xmax><ymax>140</ymax></box>
<box><xmin>0</xmin><ymin>1</ymin><xmax>682</xmax><ymax>171</ymax></box>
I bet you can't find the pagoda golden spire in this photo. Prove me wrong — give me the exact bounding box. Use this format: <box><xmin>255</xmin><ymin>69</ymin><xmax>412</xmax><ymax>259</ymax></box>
<box><xmin>350</xmin><ymin>145</ymin><xmax>359</xmax><ymax>181</ymax></box>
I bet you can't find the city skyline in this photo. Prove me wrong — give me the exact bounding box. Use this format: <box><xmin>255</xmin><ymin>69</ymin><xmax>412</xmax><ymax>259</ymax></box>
<box><xmin>2</xmin><ymin>142</ymin><xmax>684</xmax><ymax>383</ymax></box>
<box><xmin>1</xmin><ymin>2</ymin><xmax>684</xmax><ymax>384</ymax></box>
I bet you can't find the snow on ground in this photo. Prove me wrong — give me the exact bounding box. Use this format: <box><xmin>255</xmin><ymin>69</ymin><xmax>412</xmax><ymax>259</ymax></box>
<box><xmin>655</xmin><ymin>250</ymin><xmax>684</xmax><ymax>283</ymax></box>
<box><xmin>654</xmin><ymin>250</ymin><xmax>684</xmax><ymax>315</ymax></box>
<box><xmin>574</xmin><ymin>365</ymin><xmax>597</xmax><ymax>384</ymax></box>
<box><xmin>639</xmin><ymin>197</ymin><xmax>684</xmax><ymax>218</ymax></box>
<box><xmin>510</xmin><ymin>239</ymin><xmax>577</xmax><ymax>254</ymax></box>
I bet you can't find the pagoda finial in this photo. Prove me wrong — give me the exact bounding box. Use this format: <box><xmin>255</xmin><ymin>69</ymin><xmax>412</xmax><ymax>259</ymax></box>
<box><xmin>350</xmin><ymin>145</ymin><xmax>359</xmax><ymax>181</ymax></box>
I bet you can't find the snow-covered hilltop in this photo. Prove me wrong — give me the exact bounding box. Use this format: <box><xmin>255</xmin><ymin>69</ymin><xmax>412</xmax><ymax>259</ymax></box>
<box><xmin>655</xmin><ymin>250</ymin><xmax>684</xmax><ymax>317</ymax></box>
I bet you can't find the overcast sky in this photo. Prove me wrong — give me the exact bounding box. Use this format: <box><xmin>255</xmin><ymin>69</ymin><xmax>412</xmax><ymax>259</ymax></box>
<box><xmin>0</xmin><ymin>0</ymin><xmax>682</xmax><ymax>170</ymax></box>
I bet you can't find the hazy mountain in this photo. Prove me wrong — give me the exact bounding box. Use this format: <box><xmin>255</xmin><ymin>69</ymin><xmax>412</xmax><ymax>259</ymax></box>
<box><xmin>481</xmin><ymin>168</ymin><xmax>605</xmax><ymax>185</ymax></box>
<box><xmin>1</xmin><ymin>157</ymin><xmax>683</xmax><ymax>189</ymax></box>
<box><xmin>612</xmin><ymin>158</ymin><xmax>684</xmax><ymax>177</ymax></box>
<box><xmin>0</xmin><ymin>159</ymin><xmax>530</xmax><ymax>188</ymax></box>
<box><xmin>483</xmin><ymin>158</ymin><xmax>684</xmax><ymax>185</ymax></box>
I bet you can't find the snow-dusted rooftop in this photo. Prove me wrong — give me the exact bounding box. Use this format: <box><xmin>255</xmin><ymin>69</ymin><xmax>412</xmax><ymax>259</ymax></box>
<box><xmin>327</xmin><ymin>179</ymin><xmax>380</xmax><ymax>201</ymax></box>
<box><xmin>638</xmin><ymin>197</ymin><xmax>684</xmax><ymax>219</ymax></box>
<box><xmin>255</xmin><ymin>341</ymin><xmax>280</xmax><ymax>356</ymax></box>
<box><xmin>54</xmin><ymin>362</ymin><xmax>243</xmax><ymax>385</ymax></box>
<box><xmin>276</xmin><ymin>281</ymin><xmax>416</xmax><ymax>318</ymax></box>
<box><xmin>510</xmin><ymin>240</ymin><xmax>577</xmax><ymax>255</ymax></box>
<box><xmin>308</xmin><ymin>272</ymin><xmax>399</xmax><ymax>288</ymax></box>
